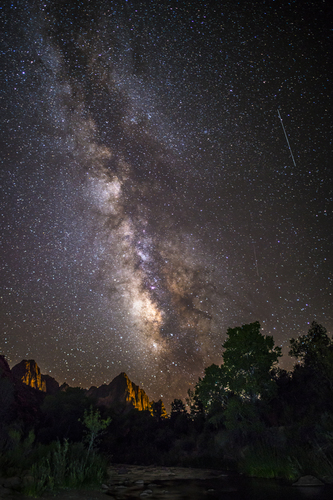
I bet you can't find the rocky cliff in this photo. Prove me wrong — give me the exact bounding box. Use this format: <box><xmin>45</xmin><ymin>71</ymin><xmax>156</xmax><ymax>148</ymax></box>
<box><xmin>12</xmin><ymin>359</ymin><xmax>59</xmax><ymax>394</ymax></box>
<box><xmin>3</xmin><ymin>356</ymin><xmax>153</xmax><ymax>415</ymax></box>
<box><xmin>12</xmin><ymin>360</ymin><xmax>46</xmax><ymax>391</ymax></box>
<box><xmin>0</xmin><ymin>355</ymin><xmax>45</xmax><ymax>426</ymax></box>
<box><xmin>0</xmin><ymin>355</ymin><xmax>14</xmax><ymax>382</ymax></box>
<box><xmin>87</xmin><ymin>372</ymin><xmax>151</xmax><ymax>413</ymax></box>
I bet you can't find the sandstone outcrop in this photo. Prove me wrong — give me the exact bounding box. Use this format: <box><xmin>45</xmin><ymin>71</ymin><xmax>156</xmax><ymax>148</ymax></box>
<box><xmin>11</xmin><ymin>359</ymin><xmax>59</xmax><ymax>393</ymax></box>
<box><xmin>42</xmin><ymin>374</ymin><xmax>60</xmax><ymax>394</ymax></box>
<box><xmin>0</xmin><ymin>355</ymin><xmax>14</xmax><ymax>381</ymax></box>
<box><xmin>12</xmin><ymin>359</ymin><xmax>46</xmax><ymax>391</ymax></box>
<box><xmin>2</xmin><ymin>355</ymin><xmax>154</xmax><ymax>418</ymax></box>
<box><xmin>0</xmin><ymin>355</ymin><xmax>45</xmax><ymax>426</ymax></box>
<box><xmin>87</xmin><ymin>372</ymin><xmax>151</xmax><ymax>413</ymax></box>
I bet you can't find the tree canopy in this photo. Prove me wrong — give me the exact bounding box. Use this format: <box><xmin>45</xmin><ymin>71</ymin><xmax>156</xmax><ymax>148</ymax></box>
<box><xmin>289</xmin><ymin>321</ymin><xmax>333</xmax><ymax>367</ymax></box>
<box><xmin>196</xmin><ymin>321</ymin><xmax>282</xmax><ymax>412</ymax></box>
<box><xmin>223</xmin><ymin>321</ymin><xmax>282</xmax><ymax>400</ymax></box>
<box><xmin>289</xmin><ymin>321</ymin><xmax>333</xmax><ymax>393</ymax></box>
<box><xmin>195</xmin><ymin>363</ymin><xmax>229</xmax><ymax>411</ymax></box>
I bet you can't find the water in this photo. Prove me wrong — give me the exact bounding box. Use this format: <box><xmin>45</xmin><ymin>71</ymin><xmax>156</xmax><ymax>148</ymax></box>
<box><xmin>149</xmin><ymin>476</ymin><xmax>333</xmax><ymax>500</ymax></box>
<box><xmin>40</xmin><ymin>475</ymin><xmax>333</xmax><ymax>500</ymax></box>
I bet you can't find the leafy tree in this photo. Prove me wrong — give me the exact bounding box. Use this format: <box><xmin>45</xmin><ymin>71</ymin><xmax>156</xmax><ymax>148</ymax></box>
<box><xmin>223</xmin><ymin>397</ymin><xmax>264</xmax><ymax>435</ymax></box>
<box><xmin>195</xmin><ymin>364</ymin><xmax>229</xmax><ymax>412</ymax></box>
<box><xmin>81</xmin><ymin>406</ymin><xmax>111</xmax><ymax>457</ymax></box>
<box><xmin>223</xmin><ymin>321</ymin><xmax>282</xmax><ymax>401</ymax></box>
<box><xmin>289</xmin><ymin>321</ymin><xmax>333</xmax><ymax>409</ymax></box>
<box><xmin>150</xmin><ymin>399</ymin><xmax>168</xmax><ymax>421</ymax></box>
<box><xmin>195</xmin><ymin>321</ymin><xmax>281</xmax><ymax>426</ymax></box>
<box><xmin>39</xmin><ymin>387</ymin><xmax>91</xmax><ymax>443</ymax></box>
<box><xmin>170</xmin><ymin>398</ymin><xmax>188</xmax><ymax>434</ymax></box>
<box><xmin>289</xmin><ymin>321</ymin><xmax>333</xmax><ymax>369</ymax></box>
<box><xmin>185</xmin><ymin>389</ymin><xmax>205</xmax><ymax>431</ymax></box>
<box><xmin>171</xmin><ymin>398</ymin><xmax>187</xmax><ymax>417</ymax></box>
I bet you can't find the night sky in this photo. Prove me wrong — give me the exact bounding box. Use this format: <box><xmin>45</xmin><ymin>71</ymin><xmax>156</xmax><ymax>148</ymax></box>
<box><xmin>1</xmin><ymin>0</ymin><xmax>332</xmax><ymax>406</ymax></box>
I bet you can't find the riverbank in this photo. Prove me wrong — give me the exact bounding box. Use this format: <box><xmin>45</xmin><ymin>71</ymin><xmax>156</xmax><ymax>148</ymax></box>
<box><xmin>0</xmin><ymin>465</ymin><xmax>229</xmax><ymax>499</ymax></box>
<box><xmin>3</xmin><ymin>464</ymin><xmax>333</xmax><ymax>500</ymax></box>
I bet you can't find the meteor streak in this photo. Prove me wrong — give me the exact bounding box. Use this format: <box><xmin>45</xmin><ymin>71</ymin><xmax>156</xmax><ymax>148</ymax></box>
<box><xmin>277</xmin><ymin>108</ymin><xmax>297</xmax><ymax>168</ymax></box>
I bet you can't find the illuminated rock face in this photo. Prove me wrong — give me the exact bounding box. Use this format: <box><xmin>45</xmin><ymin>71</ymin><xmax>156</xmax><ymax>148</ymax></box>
<box><xmin>87</xmin><ymin>372</ymin><xmax>151</xmax><ymax>413</ymax></box>
<box><xmin>121</xmin><ymin>372</ymin><xmax>151</xmax><ymax>412</ymax></box>
<box><xmin>12</xmin><ymin>360</ymin><xmax>46</xmax><ymax>391</ymax></box>
<box><xmin>11</xmin><ymin>360</ymin><xmax>59</xmax><ymax>393</ymax></box>
<box><xmin>0</xmin><ymin>355</ymin><xmax>45</xmax><ymax>427</ymax></box>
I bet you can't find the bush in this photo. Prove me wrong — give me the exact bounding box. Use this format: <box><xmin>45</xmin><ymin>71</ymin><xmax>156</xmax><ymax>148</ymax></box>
<box><xmin>239</xmin><ymin>441</ymin><xmax>300</xmax><ymax>479</ymax></box>
<box><xmin>0</xmin><ymin>428</ymin><xmax>35</xmax><ymax>474</ymax></box>
<box><xmin>23</xmin><ymin>440</ymin><xmax>107</xmax><ymax>496</ymax></box>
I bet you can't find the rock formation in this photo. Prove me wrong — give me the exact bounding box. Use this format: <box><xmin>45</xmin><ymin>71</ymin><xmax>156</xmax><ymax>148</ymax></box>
<box><xmin>87</xmin><ymin>372</ymin><xmax>151</xmax><ymax>413</ymax></box>
<box><xmin>11</xmin><ymin>359</ymin><xmax>59</xmax><ymax>394</ymax></box>
<box><xmin>0</xmin><ymin>355</ymin><xmax>14</xmax><ymax>382</ymax></box>
<box><xmin>2</xmin><ymin>356</ymin><xmax>154</xmax><ymax>417</ymax></box>
<box><xmin>0</xmin><ymin>355</ymin><xmax>45</xmax><ymax>427</ymax></box>
<box><xmin>42</xmin><ymin>374</ymin><xmax>60</xmax><ymax>394</ymax></box>
<box><xmin>12</xmin><ymin>359</ymin><xmax>46</xmax><ymax>391</ymax></box>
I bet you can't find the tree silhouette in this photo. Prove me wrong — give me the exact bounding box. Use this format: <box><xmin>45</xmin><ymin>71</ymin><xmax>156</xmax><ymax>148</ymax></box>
<box><xmin>150</xmin><ymin>399</ymin><xmax>168</xmax><ymax>422</ymax></box>
<box><xmin>289</xmin><ymin>321</ymin><xmax>333</xmax><ymax>369</ymax></box>
<box><xmin>223</xmin><ymin>321</ymin><xmax>282</xmax><ymax>401</ymax></box>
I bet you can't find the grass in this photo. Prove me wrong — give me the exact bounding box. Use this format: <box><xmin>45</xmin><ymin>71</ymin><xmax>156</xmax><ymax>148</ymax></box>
<box><xmin>239</xmin><ymin>441</ymin><xmax>300</xmax><ymax>480</ymax></box>
<box><xmin>23</xmin><ymin>440</ymin><xmax>107</xmax><ymax>497</ymax></box>
<box><xmin>0</xmin><ymin>429</ymin><xmax>39</xmax><ymax>476</ymax></box>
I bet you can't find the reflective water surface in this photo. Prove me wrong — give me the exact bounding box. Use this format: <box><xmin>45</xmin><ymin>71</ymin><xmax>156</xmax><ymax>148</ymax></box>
<box><xmin>146</xmin><ymin>476</ymin><xmax>333</xmax><ymax>500</ymax></box>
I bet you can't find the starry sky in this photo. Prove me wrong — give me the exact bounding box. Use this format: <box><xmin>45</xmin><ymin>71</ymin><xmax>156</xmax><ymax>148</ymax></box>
<box><xmin>1</xmin><ymin>0</ymin><xmax>332</xmax><ymax>407</ymax></box>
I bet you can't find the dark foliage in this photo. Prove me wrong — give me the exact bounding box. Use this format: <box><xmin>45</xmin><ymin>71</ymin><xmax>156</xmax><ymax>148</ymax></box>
<box><xmin>37</xmin><ymin>387</ymin><xmax>93</xmax><ymax>444</ymax></box>
<box><xmin>2</xmin><ymin>321</ymin><xmax>333</xmax><ymax>481</ymax></box>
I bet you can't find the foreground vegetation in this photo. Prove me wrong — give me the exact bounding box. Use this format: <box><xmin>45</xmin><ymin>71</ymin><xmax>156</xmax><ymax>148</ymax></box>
<box><xmin>1</xmin><ymin>320</ymin><xmax>333</xmax><ymax>495</ymax></box>
<box><xmin>0</xmin><ymin>406</ymin><xmax>109</xmax><ymax>496</ymax></box>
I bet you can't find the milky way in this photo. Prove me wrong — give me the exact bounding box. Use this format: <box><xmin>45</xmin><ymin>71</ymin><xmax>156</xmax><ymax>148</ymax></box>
<box><xmin>1</xmin><ymin>0</ymin><xmax>332</xmax><ymax>406</ymax></box>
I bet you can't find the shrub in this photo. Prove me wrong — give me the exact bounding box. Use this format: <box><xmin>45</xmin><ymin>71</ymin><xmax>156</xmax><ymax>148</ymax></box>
<box><xmin>240</xmin><ymin>441</ymin><xmax>300</xmax><ymax>479</ymax></box>
<box><xmin>0</xmin><ymin>428</ymin><xmax>35</xmax><ymax>474</ymax></box>
<box><xmin>23</xmin><ymin>440</ymin><xmax>107</xmax><ymax>496</ymax></box>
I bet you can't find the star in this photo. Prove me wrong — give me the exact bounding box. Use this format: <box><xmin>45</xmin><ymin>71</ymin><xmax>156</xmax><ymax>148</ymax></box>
<box><xmin>1</xmin><ymin>0</ymin><xmax>332</xmax><ymax>407</ymax></box>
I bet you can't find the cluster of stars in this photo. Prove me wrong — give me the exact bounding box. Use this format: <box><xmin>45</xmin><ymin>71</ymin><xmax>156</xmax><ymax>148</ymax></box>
<box><xmin>0</xmin><ymin>0</ymin><xmax>332</xmax><ymax>405</ymax></box>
